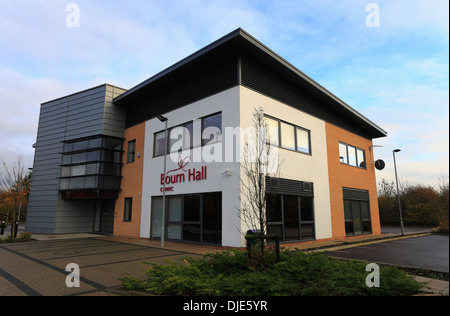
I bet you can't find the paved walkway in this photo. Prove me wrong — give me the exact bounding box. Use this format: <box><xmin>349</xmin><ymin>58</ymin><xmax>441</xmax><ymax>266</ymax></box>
<box><xmin>0</xmin><ymin>231</ymin><xmax>447</xmax><ymax>296</ymax></box>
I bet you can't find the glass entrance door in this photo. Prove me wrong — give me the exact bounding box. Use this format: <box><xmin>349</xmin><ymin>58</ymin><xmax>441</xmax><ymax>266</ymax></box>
<box><xmin>150</xmin><ymin>192</ymin><xmax>222</xmax><ymax>245</ymax></box>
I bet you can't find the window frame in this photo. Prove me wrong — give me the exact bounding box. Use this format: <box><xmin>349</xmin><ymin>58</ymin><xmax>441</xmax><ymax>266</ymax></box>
<box><xmin>264</xmin><ymin>115</ymin><xmax>312</xmax><ymax>156</ymax></box>
<box><xmin>266</xmin><ymin>193</ymin><xmax>315</xmax><ymax>242</ymax></box>
<box><xmin>153</xmin><ymin>112</ymin><xmax>222</xmax><ymax>157</ymax></box>
<box><xmin>127</xmin><ymin>140</ymin><xmax>136</xmax><ymax>163</ymax></box>
<box><xmin>338</xmin><ymin>142</ymin><xmax>366</xmax><ymax>169</ymax></box>
<box><xmin>123</xmin><ymin>197</ymin><xmax>133</xmax><ymax>222</ymax></box>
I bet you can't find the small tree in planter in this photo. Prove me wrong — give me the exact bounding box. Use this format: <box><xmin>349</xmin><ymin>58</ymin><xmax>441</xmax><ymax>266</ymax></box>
<box><xmin>239</xmin><ymin>107</ymin><xmax>281</xmax><ymax>267</ymax></box>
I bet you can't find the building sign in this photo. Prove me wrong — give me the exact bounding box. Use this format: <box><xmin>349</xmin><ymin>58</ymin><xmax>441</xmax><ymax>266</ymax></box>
<box><xmin>160</xmin><ymin>156</ymin><xmax>207</xmax><ymax>192</ymax></box>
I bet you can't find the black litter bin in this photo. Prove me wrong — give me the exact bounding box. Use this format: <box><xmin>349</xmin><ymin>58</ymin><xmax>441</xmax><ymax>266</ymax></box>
<box><xmin>245</xmin><ymin>229</ymin><xmax>261</xmax><ymax>246</ymax></box>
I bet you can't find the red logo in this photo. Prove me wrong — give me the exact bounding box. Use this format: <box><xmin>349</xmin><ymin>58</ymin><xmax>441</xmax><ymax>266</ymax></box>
<box><xmin>160</xmin><ymin>156</ymin><xmax>207</xmax><ymax>190</ymax></box>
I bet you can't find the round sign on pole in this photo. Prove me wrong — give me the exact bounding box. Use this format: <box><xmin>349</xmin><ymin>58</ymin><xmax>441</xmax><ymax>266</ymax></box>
<box><xmin>375</xmin><ymin>159</ymin><xmax>385</xmax><ymax>170</ymax></box>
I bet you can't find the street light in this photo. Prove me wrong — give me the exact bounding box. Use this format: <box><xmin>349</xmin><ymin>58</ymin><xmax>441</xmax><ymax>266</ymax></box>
<box><xmin>157</xmin><ymin>115</ymin><xmax>168</xmax><ymax>247</ymax></box>
<box><xmin>393</xmin><ymin>149</ymin><xmax>405</xmax><ymax>236</ymax></box>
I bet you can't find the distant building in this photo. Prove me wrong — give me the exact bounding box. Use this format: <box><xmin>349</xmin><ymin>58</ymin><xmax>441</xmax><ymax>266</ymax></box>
<box><xmin>26</xmin><ymin>29</ymin><xmax>387</xmax><ymax>247</ymax></box>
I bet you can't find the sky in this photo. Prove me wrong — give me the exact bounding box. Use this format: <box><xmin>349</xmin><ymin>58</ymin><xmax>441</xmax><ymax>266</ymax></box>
<box><xmin>0</xmin><ymin>0</ymin><xmax>448</xmax><ymax>189</ymax></box>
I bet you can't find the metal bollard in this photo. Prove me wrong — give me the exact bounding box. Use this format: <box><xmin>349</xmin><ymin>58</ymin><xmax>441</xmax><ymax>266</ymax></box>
<box><xmin>14</xmin><ymin>222</ymin><xmax>19</xmax><ymax>238</ymax></box>
<box><xmin>10</xmin><ymin>221</ymin><xmax>15</xmax><ymax>238</ymax></box>
<box><xmin>0</xmin><ymin>221</ymin><xmax>5</xmax><ymax>235</ymax></box>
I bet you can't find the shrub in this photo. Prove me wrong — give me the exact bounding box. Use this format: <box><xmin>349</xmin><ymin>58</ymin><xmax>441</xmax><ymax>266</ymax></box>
<box><xmin>121</xmin><ymin>249</ymin><xmax>422</xmax><ymax>296</ymax></box>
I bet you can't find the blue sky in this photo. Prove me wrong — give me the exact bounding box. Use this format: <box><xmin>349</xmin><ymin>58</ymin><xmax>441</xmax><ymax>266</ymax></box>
<box><xmin>0</xmin><ymin>0</ymin><xmax>448</xmax><ymax>187</ymax></box>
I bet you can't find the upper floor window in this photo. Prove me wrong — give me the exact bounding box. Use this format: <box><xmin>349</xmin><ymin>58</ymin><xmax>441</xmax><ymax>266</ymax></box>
<box><xmin>153</xmin><ymin>112</ymin><xmax>222</xmax><ymax>157</ymax></box>
<box><xmin>264</xmin><ymin>115</ymin><xmax>311</xmax><ymax>155</ymax></box>
<box><xmin>339</xmin><ymin>142</ymin><xmax>366</xmax><ymax>169</ymax></box>
<box><xmin>127</xmin><ymin>140</ymin><xmax>136</xmax><ymax>163</ymax></box>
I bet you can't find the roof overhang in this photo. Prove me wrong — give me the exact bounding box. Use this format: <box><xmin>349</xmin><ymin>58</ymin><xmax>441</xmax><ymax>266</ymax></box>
<box><xmin>114</xmin><ymin>28</ymin><xmax>387</xmax><ymax>139</ymax></box>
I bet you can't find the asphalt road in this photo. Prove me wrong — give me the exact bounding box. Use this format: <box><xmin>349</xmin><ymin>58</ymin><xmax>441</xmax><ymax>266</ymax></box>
<box><xmin>325</xmin><ymin>234</ymin><xmax>449</xmax><ymax>273</ymax></box>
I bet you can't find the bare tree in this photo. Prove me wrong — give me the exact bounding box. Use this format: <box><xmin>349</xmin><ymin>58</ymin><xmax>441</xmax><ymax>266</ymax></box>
<box><xmin>239</xmin><ymin>107</ymin><xmax>282</xmax><ymax>257</ymax></box>
<box><xmin>0</xmin><ymin>155</ymin><xmax>29</xmax><ymax>223</ymax></box>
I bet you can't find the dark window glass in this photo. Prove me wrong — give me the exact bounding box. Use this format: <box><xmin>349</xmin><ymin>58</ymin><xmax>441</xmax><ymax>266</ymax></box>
<box><xmin>202</xmin><ymin>113</ymin><xmax>222</xmax><ymax>146</ymax></box>
<box><xmin>344</xmin><ymin>200</ymin><xmax>352</xmax><ymax>220</ymax></box>
<box><xmin>266</xmin><ymin>194</ymin><xmax>282</xmax><ymax>222</ymax></box>
<box><xmin>300</xmin><ymin>224</ymin><xmax>314</xmax><ymax>239</ymax></box>
<box><xmin>73</xmin><ymin>140</ymin><xmax>88</xmax><ymax>152</ymax></box>
<box><xmin>361</xmin><ymin>201</ymin><xmax>371</xmax><ymax>220</ymax></box>
<box><xmin>168</xmin><ymin>196</ymin><xmax>182</xmax><ymax>222</ymax></box>
<box><xmin>104</xmin><ymin>137</ymin><xmax>122</xmax><ymax>151</ymax></box>
<box><xmin>363</xmin><ymin>221</ymin><xmax>372</xmax><ymax>234</ymax></box>
<box><xmin>267</xmin><ymin>224</ymin><xmax>283</xmax><ymax>237</ymax></box>
<box><xmin>183</xmin><ymin>224</ymin><xmax>201</xmax><ymax>242</ymax></box>
<box><xmin>167</xmin><ymin>223</ymin><xmax>182</xmax><ymax>239</ymax></box>
<box><xmin>154</xmin><ymin>131</ymin><xmax>166</xmax><ymax>156</ymax></box>
<box><xmin>127</xmin><ymin>140</ymin><xmax>136</xmax><ymax>163</ymax></box>
<box><xmin>62</xmin><ymin>154</ymin><xmax>71</xmax><ymax>165</ymax></box>
<box><xmin>283</xmin><ymin>195</ymin><xmax>299</xmax><ymax>240</ymax></box>
<box><xmin>70</xmin><ymin>165</ymin><xmax>86</xmax><ymax>177</ymax></box>
<box><xmin>71</xmin><ymin>152</ymin><xmax>87</xmax><ymax>164</ymax></box>
<box><xmin>300</xmin><ymin>196</ymin><xmax>313</xmax><ymax>222</ymax></box>
<box><xmin>202</xmin><ymin>192</ymin><xmax>222</xmax><ymax>244</ymax></box>
<box><xmin>85</xmin><ymin>163</ymin><xmax>98</xmax><ymax>175</ymax></box>
<box><xmin>63</xmin><ymin>143</ymin><xmax>73</xmax><ymax>153</ymax></box>
<box><xmin>88</xmin><ymin>137</ymin><xmax>101</xmax><ymax>149</ymax></box>
<box><xmin>169</xmin><ymin>127</ymin><xmax>184</xmax><ymax>153</ymax></box>
<box><xmin>344</xmin><ymin>199</ymin><xmax>371</xmax><ymax>236</ymax></box>
<box><xmin>101</xmin><ymin>176</ymin><xmax>121</xmax><ymax>190</ymax></box>
<box><xmin>151</xmin><ymin>197</ymin><xmax>163</xmax><ymax>238</ymax></box>
<box><xmin>87</xmin><ymin>150</ymin><xmax>100</xmax><ymax>162</ymax></box>
<box><xmin>84</xmin><ymin>176</ymin><xmax>97</xmax><ymax>189</ymax></box>
<box><xmin>184</xmin><ymin>122</ymin><xmax>194</xmax><ymax>150</ymax></box>
<box><xmin>345</xmin><ymin>221</ymin><xmax>354</xmax><ymax>235</ymax></box>
<box><xmin>69</xmin><ymin>177</ymin><xmax>84</xmax><ymax>189</ymax></box>
<box><xmin>351</xmin><ymin>201</ymin><xmax>362</xmax><ymax>235</ymax></box>
<box><xmin>61</xmin><ymin>167</ymin><xmax>70</xmax><ymax>177</ymax></box>
<box><xmin>184</xmin><ymin>195</ymin><xmax>200</xmax><ymax>222</ymax></box>
<box><xmin>124</xmin><ymin>198</ymin><xmax>132</xmax><ymax>222</ymax></box>
<box><xmin>59</xmin><ymin>178</ymin><xmax>69</xmax><ymax>190</ymax></box>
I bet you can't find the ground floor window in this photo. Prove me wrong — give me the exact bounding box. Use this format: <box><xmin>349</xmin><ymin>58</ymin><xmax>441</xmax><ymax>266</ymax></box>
<box><xmin>342</xmin><ymin>187</ymin><xmax>372</xmax><ymax>236</ymax></box>
<box><xmin>344</xmin><ymin>200</ymin><xmax>372</xmax><ymax>236</ymax></box>
<box><xmin>150</xmin><ymin>192</ymin><xmax>222</xmax><ymax>245</ymax></box>
<box><xmin>266</xmin><ymin>194</ymin><xmax>315</xmax><ymax>242</ymax></box>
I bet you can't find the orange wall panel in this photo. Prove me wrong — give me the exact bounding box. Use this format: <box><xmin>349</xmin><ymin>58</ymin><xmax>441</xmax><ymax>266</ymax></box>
<box><xmin>113</xmin><ymin>123</ymin><xmax>145</xmax><ymax>238</ymax></box>
<box><xmin>325</xmin><ymin>123</ymin><xmax>381</xmax><ymax>239</ymax></box>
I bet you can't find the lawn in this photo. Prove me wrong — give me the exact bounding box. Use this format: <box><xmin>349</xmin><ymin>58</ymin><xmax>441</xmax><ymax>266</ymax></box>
<box><xmin>121</xmin><ymin>249</ymin><xmax>423</xmax><ymax>296</ymax></box>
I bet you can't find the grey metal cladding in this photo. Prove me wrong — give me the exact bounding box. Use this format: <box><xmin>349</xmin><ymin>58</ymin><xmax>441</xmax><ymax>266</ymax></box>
<box><xmin>26</xmin><ymin>94</ymin><xmax>67</xmax><ymax>233</ymax></box>
<box><xmin>103</xmin><ymin>85</ymin><xmax>126</xmax><ymax>138</ymax></box>
<box><xmin>26</xmin><ymin>84</ymin><xmax>127</xmax><ymax>234</ymax></box>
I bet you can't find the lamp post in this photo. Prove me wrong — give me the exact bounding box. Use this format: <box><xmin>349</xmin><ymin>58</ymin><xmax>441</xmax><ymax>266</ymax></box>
<box><xmin>157</xmin><ymin>115</ymin><xmax>168</xmax><ymax>247</ymax></box>
<box><xmin>393</xmin><ymin>149</ymin><xmax>404</xmax><ymax>236</ymax></box>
